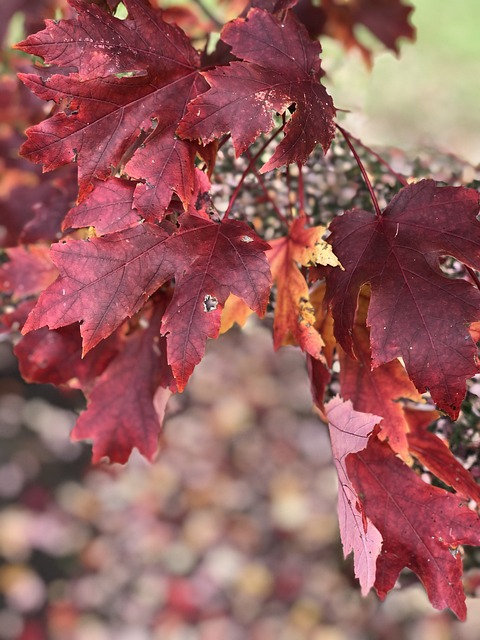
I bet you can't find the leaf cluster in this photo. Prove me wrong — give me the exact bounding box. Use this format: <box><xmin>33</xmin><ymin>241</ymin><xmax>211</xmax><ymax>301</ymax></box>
<box><xmin>1</xmin><ymin>0</ymin><xmax>480</xmax><ymax>620</ymax></box>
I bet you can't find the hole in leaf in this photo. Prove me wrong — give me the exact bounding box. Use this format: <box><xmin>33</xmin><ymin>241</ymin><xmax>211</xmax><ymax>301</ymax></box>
<box><xmin>438</xmin><ymin>256</ymin><xmax>467</xmax><ymax>280</ymax></box>
<box><xmin>203</xmin><ymin>295</ymin><xmax>218</xmax><ymax>312</ymax></box>
<box><xmin>113</xmin><ymin>2</ymin><xmax>128</xmax><ymax>19</ymax></box>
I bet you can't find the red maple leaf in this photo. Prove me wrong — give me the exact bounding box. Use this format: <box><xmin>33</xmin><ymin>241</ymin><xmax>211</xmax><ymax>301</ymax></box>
<box><xmin>347</xmin><ymin>434</ymin><xmax>480</xmax><ymax>620</ymax></box>
<box><xmin>326</xmin><ymin>180</ymin><xmax>480</xmax><ymax>419</ymax></box>
<box><xmin>338</xmin><ymin>289</ymin><xmax>431</xmax><ymax>459</ymax></box>
<box><xmin>407</xmin><ymin>425</ymin><xmax>480</xmax><ymax>503</ymax></box>
<box><xmin>71</xmin><ymin>299</ymin><xmax>174</xmax><ymax>463</ymax></box>
<box><xmin>15</xmin><ymin>0</ymin><xmax>199</xmax><ymax>81</ymax></box>
<box><xmin>15</xmin><ymin>324</ymin><xmax>120</xmax><ymax>390</ymax></box>
<box><xmin>185</xmin><ymin>169</ymin><xmax>217</xmax><ymax>220</ymax></box>
<box><xmin>325</xmin><ymin>396</ymin><xmax>383</xmax><ymax>596</ymax></box>
<box><xmin>160</xmin><ymin>215</ymin><xmax>272</xmax><ymax>389</ymax></box>
<box><xmin>0</xmin><ymin>245</ymin><xmax>58</xmax><ymax>301</ymax></box>
<box><xmin>22</xmin><ymin>215</ymin><xmax>271</xmax><ymax>389</ymax></box>
<box><xmin>125</xmin><ymin>129</ymin><xmax>197</xmax><ymax>222</ymax></box>
<box><xmin>16</xmin><ymin>0</ymin><xmax>205</xmax><ymax>208</ymax></box>
<box><xmin>350</xmin><ymin>0</ymin><xmax>415</xmax><ymax>53</ymax></box>
<box><xmin>321</xmin><ymin>0</ymin><xmax>415</xmax><ymax>62</ymax></box>
<box><xmin>177</xmin><ymin>8</ymin><xmax>336</xmax><ymax>172</ymax></box>
<box><xmin>62</xmin><ymin>178</ymin><xmax>140</xmax><ymax>235</ymax></box>
<box><xmin>22</xmin><ymin>223</ymin><xmax>173</xmax><ymax>352</ymax></box>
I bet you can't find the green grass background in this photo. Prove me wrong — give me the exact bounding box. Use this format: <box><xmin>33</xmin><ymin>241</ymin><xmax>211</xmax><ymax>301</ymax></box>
<box><xmin>323</xmin><ymin>0</ymin><xmax>480</xmax><ymax>164</ymax></box>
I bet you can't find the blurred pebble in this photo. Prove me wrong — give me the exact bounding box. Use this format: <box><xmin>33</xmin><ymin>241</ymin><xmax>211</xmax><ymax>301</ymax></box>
<box><xmin>0</xmin><ymin>608</ymin><xmax>23</xmax><ymax>639</ymax></box>
<box><xmin>0</xmin><ymin>564</ymin><xmax>45</xmax><ymax>612</ymax></box>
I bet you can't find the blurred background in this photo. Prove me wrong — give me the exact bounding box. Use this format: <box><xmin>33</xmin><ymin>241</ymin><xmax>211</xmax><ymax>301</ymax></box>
<box><xmin>1</xmin><ymin>1</ymin><xmax>480</xmax><ymax>639</ymax></box>
<box><xmin>324</xmin><ymin>0</ymin><xmax>480</xmax><ymax>165</ymax></box>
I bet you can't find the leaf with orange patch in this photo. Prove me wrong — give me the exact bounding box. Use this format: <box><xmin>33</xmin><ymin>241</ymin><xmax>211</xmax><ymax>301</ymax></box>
<box><xmin>268</xmin><ymin>217</ymin><xmax>340</xmax><ymax>359</ymax></box>
<box><xmin>220</xmin><ymin>294</ymin><xmax>253</xmax><ymax>334</ymax></box>
<box><xmin>338</xmin><ymin>289</ymin><xmax>430</xmax><ymax>459</ymax></box>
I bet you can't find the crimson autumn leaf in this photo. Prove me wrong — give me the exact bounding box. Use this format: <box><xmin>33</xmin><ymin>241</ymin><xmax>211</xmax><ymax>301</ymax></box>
<box><xmin>0</xmin><ymin>0</ymin><xmax>56</xmax><ymax>45</ymax></box>
<box><xmin>407</xmin><ymin>425</ymin><xmax>480</xmax><ymax>503</ymax></box>
<box><xmin>0</xmin><ymin>300</ymin><xmax>35</xmax><ymax>335</ymax></box>
<box><xmin>16</xmin><ymin>0</ymin><xmax>205</xmax><ymax>206</ymax></box>
<box><xmin>22</xmin><ymin>215</ymin><xmax>271</xmax><ymax>389</ymax></box>
<box><xmin>177</xmin><ymin>8</ymin><xmax>336</xmax><ymax>172</ymax></box>
<box><xmin>15</xmin><ymin>0</ymin><xmax>199</xmax><ymax>81</ymax></box>
<box><xmin>20</xmin><ymin>167</ymin><xmax>79</xmax><ymax>244</ymax></box>
<box><xmin>326</xmin><ymin>180</ymin><xmax>480</xmax><ymax>419</ymax></box>
<box><xmin>0</xmin><ymin>131</ymin><xmax>76</xmax><ymax>246</ymax></box>
<box><xmin>325</xmin><ymin>396</ymin><xmax>383</xmax><ymax>596</ymax></box>
<box><xmin>0</xmin><ymin>245</ymin><xmax>58</xmax><ymax>301</ymax></box>
<box><xmin>71</xmin><ymin>299</ymin><xmax>174</xmax><ymax>463</ymax></box>
<box><xmin>186</xmin><ymin>169</ymin><xmax>218</xmax><ymax>220</ymax></box>
<box><xmin>338</xmin><ymin>289</ymin><xmax>432</xmax><ymax>459</ymax></box>
<box><xmin>62</xmin><ymin>178</ymin><xmax>140</xmax><ymax>235</ymax></box>
<box><xmin>348</xmin><ymin>0</ymin><xmax>415</xmax><ymax>53</ymax></box>
<box><xmin>22</xmin><ymin>222</ymin><xmax>173</xmax><ymax>352</ymax></box>
<box><xmin>321</xmin><ymin>0</ymin><xmax>415</xmax><ymax>62</ymax></box>
<box><xmin>347</xmin><ymin>434</ymin><xmax>480</xmax><ymax>620</ymax></box>
<box><xmin>160</xmin><ymin>215</ymin><xmax>272</xmax><ymax>390</ymax></box>
<box><xmin>15</xmin><ymin>324</ymin><xmax>120</xmax><ymax>390</ymax></box>
<box><xmin>125</xmin><ymin>131</ymin><xmax>196</xmax><ymax>223</ymax></box>
<box><xmin>306</xmin><ymin>355</ymin><xmax>331</xmax><ymax>416</ymax></box>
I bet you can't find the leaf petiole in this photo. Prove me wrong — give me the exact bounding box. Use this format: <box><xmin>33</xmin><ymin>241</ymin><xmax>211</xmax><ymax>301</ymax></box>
<box><xmin>224</xmin><ymin>123</ymin><xmax>286</xmax><ymax>219</ymax></box>
<box><xmin>336</xmin><ymin>124</ymin><xmax>382</xmax><ymax>219</ymax></box>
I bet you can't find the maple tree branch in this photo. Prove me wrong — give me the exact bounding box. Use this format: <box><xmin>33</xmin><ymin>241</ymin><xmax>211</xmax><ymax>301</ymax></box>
<box><xmin>341</xmin><ymin>128</ymin><xmax>409</xmax><ymax>187</ymax></box>
<box><xmin>217</xmin><ymin>133</ymin><xmax>231</xmax><ymax>152</ymax></box>
<box><xmin>224</xmin><ymin>124</ymin><xmax>286</xmax><ymax>219</ymax></box>
<box><xmin>285</xmin><ymin>163</ymin><xmax>294</xmax><ymax>219</ymax></box>
<box><xmin>297</xmin><ymin>162</ymin><xmax>307</xmax><ymax>218</ymax></box>
<box><xmin>336</xmin><ymin>124</ymin><xmax>383</xmax><ymax>219</ymax></box>
<box><xmin>245</xmin><ymin>154</ymin><xmax>290</xmax><ymax>226</ymax></box>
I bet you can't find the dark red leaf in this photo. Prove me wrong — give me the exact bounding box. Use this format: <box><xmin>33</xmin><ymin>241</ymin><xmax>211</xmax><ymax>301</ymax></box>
<box><xmin>0</xmin><ymin>299</ymin><xmax>36</xmax><ymax>334</ymax></box>
<box><xmin>20</xmin><ymin>167</ymin><xmax>79</xmax><ymax>244</ymax></box>
<box><xmin>185</xmin><ymin>169</ymin><xmax>217</xmax><ymax>220</ymax></box>
<box><xmin>125</xmin><ymin>127</ymin><xmax>197</xmax><ymax>222</ymax></box>
<box><xmin>317</xmin><ymin>0</ymin><xmax>415</xmax><ymax>63</ymax></box>
<box><xmin>177</xmin><ymin>8</ymin><xmax>336</xmax><ymax>172</ymax></box>
<box><xmin>15</xmin><ymin>324</ymin><xmax>121</xmax><ymax>390</ymax></box>
<box><xmin>23</xmin><ymin>215</ymin><xmax>271</xmax><ymax>389</ymax></box>
<box><xmin>306</xmin><ymin>355</ymin><xmax>331</xmax><ymax>416</ymax></box>
<box><xmin>16</xmin><ymin>1</ymin><xmax>205</xmax><ymax>202</ymax></box>
<box><xmin>326</xmin><ymin>180</ymin><xmax>480</xmax><ymax>419</ymax></box>
<box><xmin>0</xmin><ymin>0</ymin><xmax>56</xmax><ymax>45</ymax></box>
<box><xmin>350</xmin><ymin>0</ymin><xmax>415</xmax><ymax>53</ymax></box>
<box><xmin>62</xmin><ymin>178</ymin><xmax>140</xmax><ymax>235</ymax></box>
<box><xmin>347</xmin><ymin>434</ymin><xmax>480</xmax><ymax>619</ymax></box>
<box><xmin>161</xmin><ymin>215</ymin><xmax>272</xmax><ymax>389</ymax></box>
<box><xmin>71</xmin><ymin>299</ymin><xmax>174</xmax><ymax>463</ymax></box>
<box><xmin>15</xmin><ymin>0</ymin><xmax>199</xmax><ymax>80</ymax></box>
<box><xmin>338</xmin><ymin>289</ymin><xmax>430</xmax><ymax>459</ymax></box>
<box><xmin>22</xmin><ymin>222</ymin><xmax>172</xmax><ymax>353</ymax></box>
<box><xmin>0</xmin><ymin>245</ymin><xmax>58</xmax><ymax>301</ymax></box>
<box><xmin>407</xmin><ymin>428</ymin><xmax>480</xmax><ymax>503</ymax></box>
